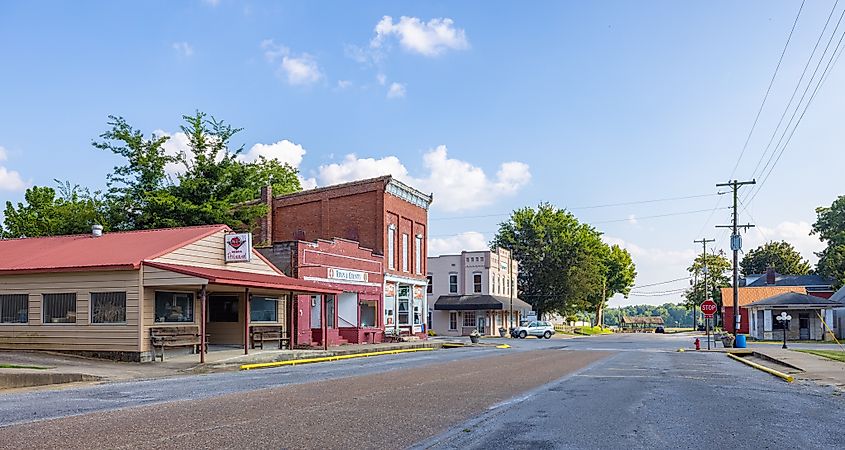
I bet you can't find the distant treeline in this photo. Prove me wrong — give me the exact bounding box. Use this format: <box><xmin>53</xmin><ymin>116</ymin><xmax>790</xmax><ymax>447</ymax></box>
<box><xmin>603</xmin><ymin>303</ymin><xmax>694</xmax><ymax>327</ymax></box>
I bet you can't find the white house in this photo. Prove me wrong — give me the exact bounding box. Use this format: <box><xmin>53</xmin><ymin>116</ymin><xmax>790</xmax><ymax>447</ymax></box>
<box><xmin>426</xmin><ymin>248</ymin><xmax>532</xmax><ymax>336</ymax></box>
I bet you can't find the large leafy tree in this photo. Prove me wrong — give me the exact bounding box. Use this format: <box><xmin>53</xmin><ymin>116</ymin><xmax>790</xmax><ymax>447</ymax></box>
<box><xmin>739</xmin><ymin>240</ymin><xmax>811</xmax><ymax>276</ymax></box>
<box><xmin>491</xmin><ymin>203</ymin><xmax>609</xmax><ymax>318</ymax></box>
<box><xmin>596</xmin><ymin>245</ymin><xmax>636</xmax><ymax>326</ymax></box>
<box><xmin>684</xmin><ymin>251</ymin><xmax>731</xmax><ymax>324</ymax></box>
<box><xmin>95</xmin><ymin>112</ymin><xmax>302</xmax><ymax>232</ymax></box>
<box><xmin>813</xmin><ymin>195</ymin><xmax>845</xmax><ymax>288</ymax></box>
<box><xmin>3</xmin><ymin>182</ymin><xmax>108</xmax><ymax>237</ymax></box>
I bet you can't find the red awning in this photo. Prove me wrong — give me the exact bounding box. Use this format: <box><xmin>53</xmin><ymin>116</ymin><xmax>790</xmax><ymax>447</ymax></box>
<box><xmin>143</xmin><ymin>262</ymin><xmax>341</xmax><ymax>295</ymax></box>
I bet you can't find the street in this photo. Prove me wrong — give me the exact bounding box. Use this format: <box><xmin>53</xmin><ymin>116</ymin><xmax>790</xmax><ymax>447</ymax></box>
<box><xmin>1</xmin><ymin>334</ymin><xmax>844</xmax><ymax>449</ymax></box>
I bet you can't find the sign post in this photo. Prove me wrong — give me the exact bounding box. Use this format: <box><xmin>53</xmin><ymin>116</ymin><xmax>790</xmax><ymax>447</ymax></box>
<box><xmin>701</xmin><ymin>299</ymin><xmax>717</xmax><ymax>350</ymax></box>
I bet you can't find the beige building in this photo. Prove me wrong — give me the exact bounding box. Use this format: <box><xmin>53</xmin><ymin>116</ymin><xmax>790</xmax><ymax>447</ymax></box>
<box><xmin>0</xmin><ymin>225</ymin><xmax>336</xmax><ymax>361</ymax></box>
<box><xmin>427</xmin><ymin>248</ymin><xmax>532</xmax><ymax>336</ymax></box>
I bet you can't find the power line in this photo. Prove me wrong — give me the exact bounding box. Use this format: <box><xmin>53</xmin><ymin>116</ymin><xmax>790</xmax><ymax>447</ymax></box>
<box><xmin>745</xmin><ymin>13</ymin><xmax>845</xmax><ymax>207</ymax></box>
<box><xmin>630</xmin><ymin>277</ymin><xmax>691</xmax><ymax>289</ymax></box>
<box><xmin>729</xmin><ymin>0</ymin><xmax>806</xmax><ymax>180</ymax></box>
<box><xmin>428</xmin><ymin>206</ymin><xmax>730</xmax><ymax>238</ymax></box>
<box><xmin>745</xmin><ymin>0</ymin><xmax>842</xmax><ymax>186</ymax></box>
<box><xmin>429</xmin><ymin>192</ymin><xmax>720</xmax><ymax>221</ymax></box>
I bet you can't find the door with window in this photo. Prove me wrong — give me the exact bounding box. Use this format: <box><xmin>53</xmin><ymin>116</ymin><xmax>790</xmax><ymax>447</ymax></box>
<box><xmin>476</xmin><ymin>315</ymin><xmax>485</xmax><ymax>334</ymax></box>
<box><xmin>799</xmin><ymin>313</ymin><xmax>810</xmax><ymax>340</ymax></box>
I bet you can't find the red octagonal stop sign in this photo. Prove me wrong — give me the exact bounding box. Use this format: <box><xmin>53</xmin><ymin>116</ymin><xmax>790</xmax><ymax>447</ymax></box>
<box><xmin>701</xmin><ymin>299</ymin><xmax>717</xmax><ymax>318</ymax></box>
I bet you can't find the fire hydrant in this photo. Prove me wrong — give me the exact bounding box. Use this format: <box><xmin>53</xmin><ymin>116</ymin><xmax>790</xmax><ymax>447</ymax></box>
<box><xmin>694</xmin><ymin>338</ymin><xmax>701</xmax><ymax>351</ymax></box>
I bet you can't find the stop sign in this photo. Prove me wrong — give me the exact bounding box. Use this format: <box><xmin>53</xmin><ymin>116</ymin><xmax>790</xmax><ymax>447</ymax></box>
<box><xmin>701</xmin><ymin>299</ymin><xmax>717</xmax><ymax>318</ymax></box>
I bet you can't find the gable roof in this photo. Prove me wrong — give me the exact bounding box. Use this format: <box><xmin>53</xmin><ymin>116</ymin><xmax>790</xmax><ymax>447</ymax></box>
<box><xmin>721</xmin><ymin>286</ymin><xmax>807</xmax><ymax>307</ymax></box>
<box><xmin>746</xmin><ymin>291</ymin><xmax>844</xmax><ymax>308</ymax></box>
<box><xmin>0</xmin><ymin>225</ymin><xmax>228</xmax><ymax>274</ymax></box>
<box><xmin>746</xmin><ymin>274</ymin><xmax>834</xmax><ymax>289</ymax></box>
<box><xmin>621</xmin><ymin>316</ymin><xmax>664</xmax><ymax>325</ymax></box>
<box><xmin>831</xmin><ymin>285</ymin><xmax>845</xmax><ymax>303</ymax></box>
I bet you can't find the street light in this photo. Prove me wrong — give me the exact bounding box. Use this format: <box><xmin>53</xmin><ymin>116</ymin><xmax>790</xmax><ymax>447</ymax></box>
<box><xmin>777</xmin><ymin>312</ymin><xmax>792</xmax><ymax>349</ymax></box>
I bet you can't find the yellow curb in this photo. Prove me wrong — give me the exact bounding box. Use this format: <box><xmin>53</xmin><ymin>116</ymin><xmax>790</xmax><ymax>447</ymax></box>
<box><xmin>726</xmin><ymin>353</ymin><xmax>794</xmax><ymax>382</ymax></box>
<box><xmin>496</xmin><ymin>344</ymin><xmax>511</xmax><ymax>349</ymax></box>
<box><xmin>441</xmin><ymin>343</ymin><xmax>466</xmax><ymax>348</ymax></box>
<box><xmin>239</xmin><ymin>347</ymin><xmax>435</xmax><ymax>371</ymax></box>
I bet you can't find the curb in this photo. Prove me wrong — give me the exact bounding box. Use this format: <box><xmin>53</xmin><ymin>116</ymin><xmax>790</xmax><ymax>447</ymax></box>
<box><xmin>726</xmin><ymin>353</ymin><xmax>794</xmax><ymax>382</ymax></box>
<box><xmin>752</xmin><ymin>351</ymin><xmax>804</xmax><ymax>372</ymax></box>
<box><xmin>239</xmin><ymin>347</ymin><xmax>435</xmax><ymax>371</ymax></box>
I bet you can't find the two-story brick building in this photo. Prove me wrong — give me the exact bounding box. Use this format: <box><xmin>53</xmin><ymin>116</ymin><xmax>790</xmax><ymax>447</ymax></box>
<box><xmin>257</xmin><ymin>176</ymin><xmax>432</xmax><ymax>338</ymax></box>
<box><xmin>427</xmin><ymin>248</ymin><xmax>533</xmax><ymax>336</ymax></box>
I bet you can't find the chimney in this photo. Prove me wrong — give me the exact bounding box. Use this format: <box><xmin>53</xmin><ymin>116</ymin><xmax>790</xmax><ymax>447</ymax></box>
<box><xmin>92</xmin><ymin>224</ymin><xmax>103</xmax><ymax>238</ymax></box>
<box><xmin>766</xmin><ymin>267</ymin><xmax>776</xmax><ymax>285</ymax></box>
<box><xmin>258</xmin><ymin>185</ymin><xmax>273</xmax><ymax>245</ymax></box>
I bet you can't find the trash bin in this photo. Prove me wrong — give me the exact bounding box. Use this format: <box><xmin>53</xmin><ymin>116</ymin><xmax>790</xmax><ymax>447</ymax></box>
<box><xmin>735</xmin><ymin>334</ymin><xmax>747</xmax><ymax>348</ymax></box>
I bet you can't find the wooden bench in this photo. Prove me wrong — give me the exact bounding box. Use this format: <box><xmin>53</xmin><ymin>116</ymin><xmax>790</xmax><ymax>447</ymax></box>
<box><xmin>150</xmin><ymin>326</ymin><xmax>203</xmax><ymax>362</ymax></box>
<box><xmin>250</xmin><ymin>325</ymin><xmax>289</xmax><ymax>350</ymax></box>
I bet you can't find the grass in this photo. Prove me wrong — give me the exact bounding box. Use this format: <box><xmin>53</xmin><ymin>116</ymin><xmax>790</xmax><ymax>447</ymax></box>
<box><xmin>664</xmin><ymin>328</ymin><xmax>694</xmax><ymax>334</ymax></box>
<box><xmin>0</xmin><ymin>363</ymin><xmax>49</xmax><ymax>370</ymax></box>
<box><xmin>575</xmin><ymin>326</ymin><xmax>614</xmax><ymax>336</ymax></box>
<box><xmin>795</xmin><ymin>350</ymin><xmax>845</xmax><ymax>363</ymax></box>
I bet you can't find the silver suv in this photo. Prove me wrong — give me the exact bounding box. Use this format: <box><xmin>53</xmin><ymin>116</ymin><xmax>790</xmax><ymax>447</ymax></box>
<box><xmin>514</xmin><ymin>320</ymin><xmax>555</xmax><ymax>339</ymax></box>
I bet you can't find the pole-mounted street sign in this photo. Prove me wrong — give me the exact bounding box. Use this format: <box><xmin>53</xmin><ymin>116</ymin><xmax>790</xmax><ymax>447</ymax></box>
<box><xmin>701</xmin><ymin>299</ymin><xmax>717</xmax><ymax>318</ymax></box>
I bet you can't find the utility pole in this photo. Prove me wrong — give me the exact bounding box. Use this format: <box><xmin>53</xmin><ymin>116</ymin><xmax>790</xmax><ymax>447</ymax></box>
<box><xmin>716</xmin><ymin>179</ymin><xmax>755</xmax><ymax>343</ymax></box>
<box><xmin>693</xmin><ymin>238</ymin><xmax>715</xmax><ymax>330</ymax></box>
<box><xmin>509</xmin><ymin>251</ymin><xmax>514</xmax><ymax>330</ymax></box>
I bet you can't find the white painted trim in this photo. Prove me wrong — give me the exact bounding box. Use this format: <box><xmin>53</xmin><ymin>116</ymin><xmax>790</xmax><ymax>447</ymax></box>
<box><xmin>302</xmin><ymin>276</ymin><xmax>381</xmax><ymax>288</ymax></box>
<box><xmin>384</xmin><ymin>274</ymin><xmax>427</xmax><ymax>286</ymax></box>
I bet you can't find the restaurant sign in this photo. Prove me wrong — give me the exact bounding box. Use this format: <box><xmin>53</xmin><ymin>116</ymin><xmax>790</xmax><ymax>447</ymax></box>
<box><xmin>224</xmin><ymin>233</ymin><xmax>252</xmax><ymax>263</ymax></box>
<box><xmin>327</xmin><ymin>268</ymin><xmax>368</xmax><ymax>283</ymax></box>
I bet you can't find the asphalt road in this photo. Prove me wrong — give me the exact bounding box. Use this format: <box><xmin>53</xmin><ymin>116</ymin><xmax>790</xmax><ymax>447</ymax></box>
<box><xmin>1</xmin><ymin>333</ymin><xmax>844</xmax><ymax>449</ymax></box>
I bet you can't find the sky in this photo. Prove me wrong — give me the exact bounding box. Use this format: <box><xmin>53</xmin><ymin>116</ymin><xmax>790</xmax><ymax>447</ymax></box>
<box><xmin>1</xmin><ymin>1</ymin><xmax>844</xmax><ymax>307</ymax></box>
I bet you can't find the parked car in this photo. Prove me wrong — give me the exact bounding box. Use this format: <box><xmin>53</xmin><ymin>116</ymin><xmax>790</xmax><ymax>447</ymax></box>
<box><xmin>654</xmin><ymin>326</ymin><xmax>665</xmax><ymax>334</ymax></box>
<box><xmin>513</xmin><ymin>321</ymin><xmax>555</xmax><ymax>339</ymax></box>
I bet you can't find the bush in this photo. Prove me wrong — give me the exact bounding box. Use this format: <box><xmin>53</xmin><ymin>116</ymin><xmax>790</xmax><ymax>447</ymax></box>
<box><xmin>576</xmin><ymin>326</ymin><xmax>613</xmax><ymax>335</ymax></box>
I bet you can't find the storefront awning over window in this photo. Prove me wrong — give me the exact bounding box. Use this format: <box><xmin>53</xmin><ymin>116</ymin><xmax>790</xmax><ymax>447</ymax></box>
<box><xmin>143</xmin><ymin>262</ymin><xmax>341</xmax><ymax>295</ymax></box>
<box><xmin>434</xmin><ymin>294</ymin><xmax>532</xmax><ymax>311</ymax></box>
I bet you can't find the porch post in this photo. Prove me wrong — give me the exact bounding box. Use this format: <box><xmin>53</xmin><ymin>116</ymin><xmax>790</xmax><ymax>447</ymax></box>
<box><xmin>200</xmin><ymin>285</ymin><xmax>207</xmax><ymax>364</ymax></box>
<box><xmin>289</xmin><ymin>292</ymin><xmax>296</xmax><ymax>349</ymax></box>
<box><xmin>322</xmin><ymin>294</ymin><xmax>328</xmax><ymax>351</ymax></box>
<box><xmin>244</xmin><ymin>288</ymin><xmax>250</xmax><ymax>355</ymax></box>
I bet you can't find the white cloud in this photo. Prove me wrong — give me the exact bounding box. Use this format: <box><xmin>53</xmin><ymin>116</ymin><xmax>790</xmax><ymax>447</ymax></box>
<box><xmin>261</xmin><ymin>39</ymin><xmax>323</xmax><ymax>86</ymax></box>
<box><xmin>154</xmin><ymin>130</ymin><xmax>192</xmax><ymax>177</ymax></box>
<box><xmin>239</xmin><ymin>140</ymin><xmax>306</xmax><ymax>168</ymax></box>
<box><xmin>312</xmin><ymin>145</ymin><xmax>531</xmax><ymax>212</ymax></box>
<box><xmin>336</xmin><ymin>80</ymin><xmax>352</xmax><ymax>89</ymax></box>
<box><xmin>172</xmin><ymin>41</ymin><xmax>194</xmax><ymax>57</ymax></box>
<box><xmin>371</xmin><ymin>16</ymin><xmax>469</xmax><ymax>57</ymax></box>
<box><xmin>745</xmin><ymin>221</ymin><xmax>824</xmax><ymax>264</ymax></box>
<box><xmin>0</xmin><ymin>146</ymin><xmax>26</xmax><ymax>191</ymax></box>
<box><xmin>376</xmin><ymin>73</ymin><xmax>387</xmax><ymax>85</ymax></box>
<box><xmin>386</xmin><ymin>82</ymin><xmax>406</xmax><ymax>99</ymax></box>
<box><xmin>428</xmin><ymin>231</ymin><xmax>489</xmax><ymax>256</ymax></box>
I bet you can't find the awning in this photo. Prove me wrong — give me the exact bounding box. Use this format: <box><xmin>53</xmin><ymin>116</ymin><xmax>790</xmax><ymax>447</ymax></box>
<box><xmin>143</xmin><ymin>261</ymin><xmax>342</xmax><ymax>295</ymax></box>
<box><xmin>745</xmin><ymin>291</ymin><xmax>844</xmax><ymax>309</ymax></box>
<box><xmin>434</xmin><ymin>294</ymin><xmax>532</xmax><ymax>311</ymax></box>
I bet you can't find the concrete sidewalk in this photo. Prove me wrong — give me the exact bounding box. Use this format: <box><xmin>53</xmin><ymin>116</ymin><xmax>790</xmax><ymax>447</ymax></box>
<box><xmin>751</xmin><ymin>348</ymin><xmax>845</xmax><ymax>389</ymax></box>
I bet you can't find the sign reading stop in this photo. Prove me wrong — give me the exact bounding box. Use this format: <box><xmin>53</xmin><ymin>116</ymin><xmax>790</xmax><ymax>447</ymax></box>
<box><xmin>701</xmin><ymin>299</ymin><xmax>717</xmax><ymax>318</ymax></box>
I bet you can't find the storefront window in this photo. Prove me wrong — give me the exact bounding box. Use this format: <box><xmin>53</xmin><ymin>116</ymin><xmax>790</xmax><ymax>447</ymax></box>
<box><xmin>250</xmin><ymin>296</ymin><xmax>278</xmax><ymax>322</ymax></box>
<box><xmin>326</xmin><ymin>295</ymin><xmax>335</xmax><ymax>328</ymax></box>
<box><xmin>43</xmin><ymin>293</ymin><xmax>76</xmax><ymax>324</ymax></box>
<box><xmin>360</xmin><ymin>301</ymin><xmax>377</xmax><ymax>327</ymax></box>
<box><xmin>398</xmin><ymin>285</ymin><xmax>411</xmax><ymax>325</ymax></box>
<box><xmin>449</xmin><ymin>312</ymin><xmax>457</xmax><ymax>330</ymax></box>
<box><xmin>155</xmin><ymin>292</ymin><xmax>194</xmax><ymax>323</ymax></box>
<box><xmin>209</xmin><ymin>295</ymin><xmax>239</xmax><ymax>322</ymax></box>
<box><xmin>91</xmin><ymin>292</ymin><xmax>126</xmax><ymax>324</ymax></box>
<box><xmin>413</xmin><ymin>304</ymin><xmax>421</xmax><ymax>325</ymax></box>
<box><xmin>0</xmin><ymin>294</ymin><xmax>28</xmax><ymax>324</ymax></box>
<box><xmin>463</xmin><ymin>311</ymin><xmax>476</xmax><ymax>327</ymax></box>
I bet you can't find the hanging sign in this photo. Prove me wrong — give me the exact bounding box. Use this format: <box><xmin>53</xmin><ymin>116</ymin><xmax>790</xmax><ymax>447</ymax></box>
<box><xmin>224</xmin><ymin>233</ymin><xmax>252</xmax><ymax>263</ymax></box>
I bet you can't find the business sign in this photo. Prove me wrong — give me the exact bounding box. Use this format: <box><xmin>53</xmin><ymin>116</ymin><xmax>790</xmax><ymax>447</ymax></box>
<box><xmin>327</xmin><ymin>268</ymin><xmax>368</xmax><ymax>283</ymax></box>
<box><xmin>701</xmin><ymin>299</ymin><xmax>717</xmax><ymax>318</ymax></box>
<box><xmin>224</xmin><ymin>233</ymin><xmax>252</xmax><ymax>263</ymax></box>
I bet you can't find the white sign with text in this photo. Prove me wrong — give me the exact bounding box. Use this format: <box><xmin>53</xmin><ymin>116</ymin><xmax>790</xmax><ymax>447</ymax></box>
<box><xmin>224</xmin><ymin>233</ymin><xmax>252</xmax><ymax>263</ymax></box>
<box><xmin>327</xmin><ymin>268</ymin><xmax>368</xmax><ymax>283</ymax></box>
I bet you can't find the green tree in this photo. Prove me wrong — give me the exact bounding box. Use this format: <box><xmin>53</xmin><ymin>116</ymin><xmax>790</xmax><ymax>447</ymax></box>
<box><xmin>739</xmin><ymin>240</ymin><xmax>811</xmax><ymax>276</ymax></box>
<box><xmin>813</xmin><ymin>195</ymin><xmax>845</xmax><ymax>288</ymax></box>
<box><xmin>584</xmin><ymin>244</ymin><xmax>636</xmax><ymax>328</ymax></box>
<box><xmin>491</xmin><ymin>203</ymin><xmax>606</xmax><ymax>318</ymax></box>
<box><xmin>3</xmin><ymin>182</ymin><xmax>108</xmax><ymax>237</ymax></box>
<box><xmin>684</xmin><ymin>250</ymin><xmax>731</xmax><ymax>324</ymax></box>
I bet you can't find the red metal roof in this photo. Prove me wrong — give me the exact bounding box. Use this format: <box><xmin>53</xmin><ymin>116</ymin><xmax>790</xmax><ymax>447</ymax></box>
<box><xmin>0</xmin><ymin>225</ymin><xmax>228</xmax><ymax>273</ymax></box>
<box><xmin>143</xmin><ymin>262</ymin><xmax>342</xmax><ymax>295</ymax></box>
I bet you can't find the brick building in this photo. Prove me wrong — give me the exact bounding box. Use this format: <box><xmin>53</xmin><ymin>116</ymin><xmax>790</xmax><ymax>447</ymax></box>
<box><xmin>259</xmin><ymin>238</ymin><xmax>384</xmax><ymax>347</ymax></box>
<box><xmin>257</xmin><ymin>176</ymin><xmax>432</xmax><ymax>337</ymax></box>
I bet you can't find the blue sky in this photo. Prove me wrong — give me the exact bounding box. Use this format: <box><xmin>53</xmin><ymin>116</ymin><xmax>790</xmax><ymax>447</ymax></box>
<box><xmin>1</xmin><ymin>1</ymin><xmax>844</xmax><ymax>306</ymax></box>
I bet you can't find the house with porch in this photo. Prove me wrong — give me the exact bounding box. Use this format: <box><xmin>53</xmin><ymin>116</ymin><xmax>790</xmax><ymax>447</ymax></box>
<box><xmin>721</xmin><ymin>286</ymin><xmax>808</xmax><ymax>334</ymax></box>
<box><xmin>746</xmin><ymin>292</ymin><xmax>843</xmax><ymax>341</ymax></box>
<box><xmin>0</xmin><ymin>224</ymin><xmax>336</xmax><ymax>362</ymax></box>
<box><xmin>427</xmin><ymin>248</ymin><xmax>533</xmax><ymax>336</ymax></box>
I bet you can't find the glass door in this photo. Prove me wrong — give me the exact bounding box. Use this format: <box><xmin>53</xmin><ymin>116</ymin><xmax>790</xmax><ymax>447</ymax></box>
<box><xmin>476</xmin><ymin>315</ymin><xmax>485</xmax><ymax>334</ymax></box>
